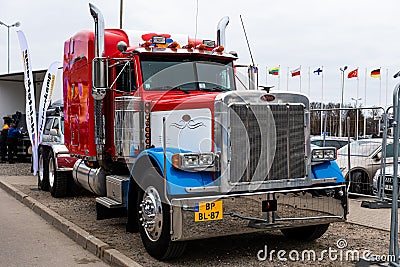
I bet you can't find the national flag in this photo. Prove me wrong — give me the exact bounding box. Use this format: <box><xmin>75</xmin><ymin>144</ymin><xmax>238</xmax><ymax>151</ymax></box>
<box><xmin>394</xmin><ymin>70</ymin><xmax>400</xmax><ymax>78</ymax></box>
<box><xmin>347</xmin><ymin>69</ymin><xmax>358</xmax><ymax>79</ymax></box>
<box><xmin>268</xmin><ymin>66</ymin><xmax>279</xmax><ymax>75</ymax></box>
<box><xmin>291</xmin><ymin>67</ymin><xmax>300</xmax><ymax>77</ymax></box>
<box><xmin>313</xmin><ymin>67</ymin><xmax>322</xmax><ymax>75</ymax></box>
<box><xmin>370</xmin><ymin>68</ymin><xmax>380</xmax><ymax>78</ymax></box>
<box><xmin>253</xmin><ymin>66</ymin><xmax>258</xmax><ymax>74</ymax></box>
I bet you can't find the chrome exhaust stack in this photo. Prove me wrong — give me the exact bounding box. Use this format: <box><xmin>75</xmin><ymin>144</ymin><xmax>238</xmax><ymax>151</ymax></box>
<box><xmin>89</xmin><ymin>3</ymin><xmax>106</xmax><ymax>161</ymax></box>
<box><xmin>217</xmin><ymin>16</ymin><xmax>229</xmax><ymax>48</ymax></box>
<box><xmin>89</xmin><ymin>3</ymin><xmax>105</xmax><ymax>60</ymax></box>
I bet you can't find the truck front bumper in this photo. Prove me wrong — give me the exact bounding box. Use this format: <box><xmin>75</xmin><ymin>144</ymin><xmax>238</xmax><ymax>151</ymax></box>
<box><xmin>170</xmin><ymin>184</ymin><xmax>347</xmax><ymax>241</ymax></box>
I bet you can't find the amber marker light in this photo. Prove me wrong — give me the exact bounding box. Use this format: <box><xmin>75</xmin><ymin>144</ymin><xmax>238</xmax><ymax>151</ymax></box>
<box><xmin>171</xmin><ymin>154</ymin><xmax>180</xmax><ymax>169</ymax></box>
<box><xmin>183</xmin><ymin>41</ymin><xmax>195</xmax><ymax>50</ymax></box>
<box><xmin>213</xmin><ymin>46</ymin><xmax>224</xmax><ymax>52</ymax></box>
<box><xmin>141</xmin><ymin>41</ymin><xmax>152</xmax><ymax>48</ymax></box>
<box><xmin>168</xmin><ymin>41</ymin><xmax>180</xmax><ymax>49</ymax></box>
<box><xmin>196</xmin><ymin>44</ymin><xmax>206</xmax><ymax>50</ymax></box>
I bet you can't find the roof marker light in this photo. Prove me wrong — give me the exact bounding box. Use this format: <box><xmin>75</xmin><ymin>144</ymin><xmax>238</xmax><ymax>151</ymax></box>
<box><xmin>183</xmin><ymin>41</ymin><xmax>195</xmax><ymax>49</ymax></box>
<box><xmin>168</xmin><ymin>41</ymin><xmax>180</xmax><ymax>49</ymax></box>
<box><xmin>196</xmin><ymin>43</ymin><xmax>206</xmax><ymax>50</ymax></box>
<box><xmin>213</xmin><ymin>46</ymin><xmax>224</xmax><ymax>52</ymax></box>
<box><xmin>141</xmin><ymin>41</ymin><xmax>152</xmax><ymax>48</ymax></box>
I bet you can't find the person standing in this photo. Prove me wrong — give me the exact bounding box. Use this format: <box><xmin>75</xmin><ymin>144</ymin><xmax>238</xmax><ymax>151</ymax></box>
<box><xmin>7</xmin><ymin>123</ymin><xmax>21</xmax><ymax>164</ymax></box>
<box><xmin>0</xmin><ymin>124</ymin><xmax>9</xmax><ymax>162</ymax></box>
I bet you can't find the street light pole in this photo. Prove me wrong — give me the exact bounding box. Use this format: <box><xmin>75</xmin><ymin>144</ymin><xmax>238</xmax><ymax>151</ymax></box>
<box><xmin>0</xmin><ymin>20</ymin><xmax>21</xmax><ymax>73</ymax></box>
<box><xmin>352</xmin><ymin>97</ymin><xmax>362</xmax><ymax>140</ymax></box>
<box><xmin>339</xmin><ymin>66</ymin><xmax>348</xmax><ymax>137</ymax></box>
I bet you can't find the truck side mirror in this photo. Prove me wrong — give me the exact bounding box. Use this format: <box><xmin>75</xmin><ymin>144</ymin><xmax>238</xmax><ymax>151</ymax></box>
<box><xmin>92</xmin><ymin>58</ymin><xmax>107</xmax><ymax>100</ymax></box>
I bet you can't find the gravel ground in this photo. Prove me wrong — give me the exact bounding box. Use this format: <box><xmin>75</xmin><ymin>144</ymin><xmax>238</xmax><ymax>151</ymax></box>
<box><xmin>2</xmin><ymin>162</ymin><xmax>394</xmax><ymax>266</ymax></box>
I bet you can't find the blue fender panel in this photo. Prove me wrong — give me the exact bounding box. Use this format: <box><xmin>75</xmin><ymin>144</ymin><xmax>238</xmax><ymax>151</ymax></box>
<box><xmin>132</xmin><ymin>148</ymin><xmax>215</xmax><ymax>195</ymax></box>
<box><xmin>311</xmin><ymin>161</ymin><xmax>345</xmax><ymax>183</ymax></box>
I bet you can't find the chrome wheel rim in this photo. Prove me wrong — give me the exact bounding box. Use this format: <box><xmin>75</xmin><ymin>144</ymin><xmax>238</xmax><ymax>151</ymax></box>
<box><xmin>38</xmin><ymin>154</ymin><xmax>44</xmax><ymax>182</ymax></box>
<box><xmin>49</xmin><ymin>157</ymin><xmax>55</xmax><ymax>187</ymax></box>
<box><xmin>139</xmin><ymin>186</ymin><xmax>163</xmax><ymax>242</ymax></box>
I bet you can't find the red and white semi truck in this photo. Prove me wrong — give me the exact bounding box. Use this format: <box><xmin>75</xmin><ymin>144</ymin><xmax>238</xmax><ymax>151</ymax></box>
<box><xmin>38</xmin><ymin>3</ymin><xmax>347</xmax><ymax>260</ymax></box>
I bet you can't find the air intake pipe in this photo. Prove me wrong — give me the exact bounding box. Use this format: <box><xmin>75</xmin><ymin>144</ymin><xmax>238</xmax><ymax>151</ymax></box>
<box><xmin>217</xmin><ymin>16</ymin><xmax>229</xmax><ymax>48</ymax></box>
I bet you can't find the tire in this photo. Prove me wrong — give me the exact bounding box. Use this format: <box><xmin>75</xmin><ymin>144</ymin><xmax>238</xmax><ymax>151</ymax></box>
<box><xmin>37</xmin><ymin>148</ymin><xmax>49</xmax><ymax>191</ymax></box>
<box><xmin>281</xmin><ymin>223</ymin><xmax>330</xmax><ymax>241</ymax></box>
<box><xmin>48</xmin><ymin>151</ymin><xmax>68</xmax><ymax>198</ymax></box>
<box><xmin>349</xmin><ymin>171</ymin><xmax>371</xmax><ymax>195</ymax></box>
<box><xmin>137</xmin><ymin>167</ymin><xmax>186</xmax><ymax>260</ymax></box>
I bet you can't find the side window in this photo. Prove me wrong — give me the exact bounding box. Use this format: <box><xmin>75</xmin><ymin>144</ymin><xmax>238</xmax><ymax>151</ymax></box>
<box><xmin>312</xmin><ymin>140</ymin><xmax>322</xmax><ymax>147</ymax></box>
<box><xmin>332</xmin><ymin>141</ymin><xmax>341</xmax><ymax>149</ymax></box>
<box><xmin>339</xmin><ymin>141</ymin><xmax>347</xmax><ymax>148</ymax></box>
<box><xmin>385</xmin><ymin>144</ymin><xmax>399</xmax><ymax>158</ymax></box>
<box><xmin>324</xmin><ymin>140</ymin><xmax>334</xmax><ymax>147</ymax></box>
<box><xmin>44</xmin><ymin>118</ymin><xmax>53</xmax><ymax>135</ymax></box>
<box><xmin>52</xmin><ymin>118</ymin><xmax>60</xmax><ymax>131</ymax></box>
<box><xmin>116</xmin><ymin>63</ymin><xmax>136</xmax><ymax>92</ymax></box>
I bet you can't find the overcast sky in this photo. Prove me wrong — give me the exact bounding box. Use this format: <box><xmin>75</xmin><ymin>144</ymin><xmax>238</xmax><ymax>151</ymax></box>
<box><xmin>1</xmin><ymin>0</ymin><xmax>399</xmax><ymax>107</ymax></box>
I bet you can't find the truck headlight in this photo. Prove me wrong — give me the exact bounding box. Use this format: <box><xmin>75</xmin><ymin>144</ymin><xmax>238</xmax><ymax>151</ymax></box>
<box><xmin>311</xmin><ymin>147</ymin><xmax>337</xmax><ymax>162</ymax></box>
<box><xmin>172</xmin><ymin>152</ymin><xmax>219</xmax><ymax>171</ymax></box>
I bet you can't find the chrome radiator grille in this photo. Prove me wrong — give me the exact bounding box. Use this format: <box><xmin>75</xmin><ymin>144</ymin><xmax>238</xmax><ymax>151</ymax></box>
<box><xmin>229</xmin><ymin>104</ymin><xmax>305</xmax><ymax>183</ymax></box>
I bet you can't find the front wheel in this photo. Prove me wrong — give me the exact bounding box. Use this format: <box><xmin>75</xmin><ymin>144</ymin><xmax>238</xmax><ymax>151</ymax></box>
<box><xmin>349</xmin><ymin>171</ymin><xmax>371</xmax><ymax>195</ymax></box>
<box><xmin>281</xmin><ymin>224</ymin><xmax>330</xmax><ymax>241</ymax></box>
<box><xmin>38</xmin><ymin>148</ymin><xmax>49</xmax><ymax>191</ymax></box>
<box><xmin>48</xmin><ymin>152</ymin><xmax>68</xmax><ymax>198</ymax></box>
<box><xmin>136</xmin><ymin>167</ymin><xmax>186</xmax><ymax>260</ymax></box>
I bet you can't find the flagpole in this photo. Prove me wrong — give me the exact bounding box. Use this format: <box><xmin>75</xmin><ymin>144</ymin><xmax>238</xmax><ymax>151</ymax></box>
<box><xmin>386</xmin><ymin>68</ymin><xmax>389</xmax><ymax>108</ymax></box>
<box><xmin>379</xmin><ymin>67</ymin><xmax>382</xmax><ymax>135</ymax></box>
<box><xmin>320</xmin><ymin>66</ymin><xmax>324</xmax><ymax>135</ymax></box>
<box><xmin>266</xmin><ymin>66</ymin><xmax>268</xmax><ymax>86</ymax></box>
<box><xmin>364</xmin><ymin>68</ymin><xmax>367</xmax><ymax>137</ymax></box>
<box><xmin>356</xmin><ymin>67</ymin><xmax>360</xmax><ymax>140</ymax></box>
<box><xmin>286</xmin><ymin>66</ymin><xmax>289</xmax><ymax>91</ymax></box>
<box><xmin>356</xmin><ymin>67</ymin><xmax>359</xmax><ymax>100</ymax></box>
<box><xmin>299</xmin><ymin>65</ymin><xmax>302</xmax><ymax>92</ymax></box>
<box><xmin>379</xmin><ymin>67</ymin><xmax>382</xmax><ymax>106</ymax></box>
<box><xmin>308</xmin><ymin>66</ymin><xmax>311</xmax><ymax>97</ymax></box>
<box><xmin>339</xmin><ymin>66</ymin><xmax>348</xmax><ymax>137</ymax></box>
<box><xmin>278</xmin><ymin>65</ymin><xmax>280</xmax><ymax>90</ymax></box>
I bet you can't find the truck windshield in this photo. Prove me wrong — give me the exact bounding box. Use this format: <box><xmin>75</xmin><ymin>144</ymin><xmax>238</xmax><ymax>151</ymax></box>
<box><xmin>140</xmin><ymin>57</ymin><xmax>235</xmax><ymax>92</ymax></box>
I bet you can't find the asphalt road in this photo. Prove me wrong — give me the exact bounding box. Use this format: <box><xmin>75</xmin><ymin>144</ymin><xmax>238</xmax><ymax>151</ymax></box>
<box><xmin>0</xmin><ymin>187</ymin><xmax>109</xmax><ymax>267</ymax></box>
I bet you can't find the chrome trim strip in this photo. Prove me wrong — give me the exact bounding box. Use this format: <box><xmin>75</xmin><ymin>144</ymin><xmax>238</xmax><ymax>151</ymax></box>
<box><xmin>185</xmin><ymin>186</ymin><xmax>220</xmax><ymax>193</ymax></box>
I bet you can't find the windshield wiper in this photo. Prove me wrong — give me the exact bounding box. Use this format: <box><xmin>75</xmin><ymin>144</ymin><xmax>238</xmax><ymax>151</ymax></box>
<box><xmin>150</xmin><ymin>86</ymin><xmax>190</xmax><ymax>94</ymax></box>
<box><xmin>199</xmin><ymin>86</ymin><xmax>229</xmax><ymax>92</ymax></box>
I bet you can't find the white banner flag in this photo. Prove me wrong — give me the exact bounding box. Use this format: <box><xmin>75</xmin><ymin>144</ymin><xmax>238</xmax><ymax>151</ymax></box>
<box><xmin>17</xmin><ymin>30</ymin><xmax>38</xmax><ymax>175</ymax></box>
<box><xmin>37</xmin><ymin>61</ymin><xmax>60</xmax><ymax>145</ymax></box>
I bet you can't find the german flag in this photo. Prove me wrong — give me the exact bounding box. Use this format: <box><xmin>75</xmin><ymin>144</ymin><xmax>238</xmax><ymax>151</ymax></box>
<box><xmin>370</xmin><ymin>68</ymin><xmax>380</xmax><ymax>78</ymax></box>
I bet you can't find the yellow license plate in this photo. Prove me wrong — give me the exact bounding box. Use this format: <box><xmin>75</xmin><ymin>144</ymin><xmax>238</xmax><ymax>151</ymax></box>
<box><xmin>194</xmin><ymin>200</ymin><xmax>223</xmax><ymax>222</ymax></box>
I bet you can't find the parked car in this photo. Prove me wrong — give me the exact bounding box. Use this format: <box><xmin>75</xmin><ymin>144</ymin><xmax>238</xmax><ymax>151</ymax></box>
<box><xmin>311</xmin><ymin>136</ymin><xmax>353</xmax><ymax>149</ymax></box>
<box><xmin>372</xmin><ymin>165</ymin><xmax>400</xmax><ymax>198</ymax></box>
<box><xmin>335</xmin><ymin>139</ymin><xmax>400</xmax><ymax>194</ymax></box>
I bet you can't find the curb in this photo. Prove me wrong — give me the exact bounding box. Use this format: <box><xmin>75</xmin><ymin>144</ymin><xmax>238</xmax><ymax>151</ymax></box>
<box><xmin>0</xmin><ymin>180</ymin><xmax>142</xmax><ymax>267</ymax></box>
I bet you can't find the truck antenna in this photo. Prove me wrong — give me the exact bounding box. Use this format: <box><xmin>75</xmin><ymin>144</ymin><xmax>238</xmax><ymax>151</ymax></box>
<box><xmin>239</xmin><ymin>15</ymin><xmax>255</xmax><ymax>66</ymax></box>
